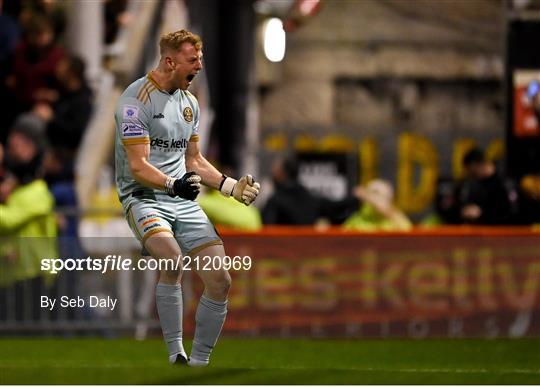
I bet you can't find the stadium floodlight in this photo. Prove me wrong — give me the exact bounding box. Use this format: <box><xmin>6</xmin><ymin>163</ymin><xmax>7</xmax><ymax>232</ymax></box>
<box><xmin>263</xmin><ymin>17</ymin><xmax>286</xmax><ymax>62</ymax></box>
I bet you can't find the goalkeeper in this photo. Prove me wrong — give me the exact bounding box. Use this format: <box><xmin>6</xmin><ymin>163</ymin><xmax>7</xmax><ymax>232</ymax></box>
<box><xmin>114</xmin><ymin>29</ymin><xmax>260</xmax><ymax>367</ymax></box>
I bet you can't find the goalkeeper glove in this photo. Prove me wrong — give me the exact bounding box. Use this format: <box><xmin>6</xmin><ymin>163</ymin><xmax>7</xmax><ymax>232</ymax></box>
<box><xmin>165</xmin><ymin>171</ymin><xmax>201</xmax><ymax>200</ymax></box>
<box><xmin>219</xmin><ymin>174</ymin><xmax>260</xmax><ymax>205</ymax></box>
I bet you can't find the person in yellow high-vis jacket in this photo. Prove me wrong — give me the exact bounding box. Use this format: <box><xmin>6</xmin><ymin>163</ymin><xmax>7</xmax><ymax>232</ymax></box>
<box><xmin>0</xmin><ymin>126</ymin><xmax>57</xmax><ymax>321</ymax></box>
<box><xmin>344</xmin><ymin>179</ymin><xmax>412</xmax><ymax>232</ymax></box>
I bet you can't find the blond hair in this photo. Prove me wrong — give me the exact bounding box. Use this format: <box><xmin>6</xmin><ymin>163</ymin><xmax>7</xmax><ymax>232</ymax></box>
<box><xmin>159</xmin><ymin>30</ymin><xmax>203</xmax><ymax>55</ymax></box>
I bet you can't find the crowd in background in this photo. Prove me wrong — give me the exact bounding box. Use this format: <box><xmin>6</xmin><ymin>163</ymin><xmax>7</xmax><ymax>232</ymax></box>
<box><xmin>0</xmin><ymin>0</ymin><xmax>133</xmax><ymax>220</ymax></box>
<box><xmin>1</xmin><ymin>1</ymin><xmax>540</xmax><ymax>242</ymax></box>
<box><xmin>0</xmin><ymin>0</ymin><xmax>109</xmax><ymax>227</ymax></box>
<box><xmin>1</xmin><ymin>1</ymin><xmax>540</xmax><ymax>232</ymax></box>
<box><xmin>263</xmin><ymin>147</ymin><xmax>540</xmax><ymax>230</ymax></box>
<box><xmin>0</xmin><ymin>0</ymin><xmax>129</xmax><ymax>321</ymax></box>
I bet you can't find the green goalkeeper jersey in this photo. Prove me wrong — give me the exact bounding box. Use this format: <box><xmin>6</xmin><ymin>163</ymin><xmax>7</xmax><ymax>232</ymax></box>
<box><xmin>114</xmin><ymin>73</ymin><xmax>200</xmax><ymax>205</ymax></box>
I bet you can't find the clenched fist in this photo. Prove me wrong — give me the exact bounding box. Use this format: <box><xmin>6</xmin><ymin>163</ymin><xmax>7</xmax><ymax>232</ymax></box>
<box><xmin>219</xmin><ymin>174</ymin><xmax>261</xmax><ymax>206</ymax></box>
<box><xmin>166</xmin><ymin>171</ymin><xmax>201</xmax><ymax>200</ymax></box>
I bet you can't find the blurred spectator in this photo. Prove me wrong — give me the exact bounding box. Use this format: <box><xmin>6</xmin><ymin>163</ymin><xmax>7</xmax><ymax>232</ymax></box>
<box><xmin>18</xmin><ymin>0</ymin><xmax>66</xmax><ymax>43</ymax></box>
<box><xmin>516</xmin><ymin>167</ymin><xmax>540</xmax><ymax>224</ymax></box>
<box><xmin>343</xmin><ymin>179</ymin><xmax>412</xmax><ymax>231</ymax></box>
<box><xmin>451</xmin><ymin>147</ymin><xmax>513</xmax><ymax>225</ymax></box>
<box><xmin>421</xmin><ymin>177</ymin><xmax>459</xmax><ymax>226</ymax></box>
<box><xmin>5</xmin><ymin>13</ymin><xmax>64</xmax><ymax>121</ymax></box>
<box><xmin>0</xmin><ymin>124</ymin><xmax>57</xmax><ymax>321</ymax></box>
<box><xmin>11</xmin><ymin>109</ymin><xmax>47</xmax><ymax>136</ymax></box>
<box><xmin>0</xmin><ymin>0</ymin><xmax>20</xmax><ymax>80</ymax></box>
<box><xmin>0</xmin><ymin>0</ymin><xmax>21</xmax><ymax>144</ymax></box>
<box><xmin>262</xmin><ymin>154</ymin><xmax>358</xmax><ymax>225</ymax></box>
<box><xmin>3</xmin><ymin>123</ymin><xmax>47</xmax><ymax>185</ymax></box>
<box><xmin>36</xmin><ymin>54</ymin><xmax>93</xmax><ymax>182</ymax></box>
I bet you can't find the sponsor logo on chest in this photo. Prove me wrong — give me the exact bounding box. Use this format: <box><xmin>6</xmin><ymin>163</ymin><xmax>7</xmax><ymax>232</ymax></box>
<box><xmin>150</xmin><ymin>137</ymin><xmax>188</xmax><ymax>152</ymax></box>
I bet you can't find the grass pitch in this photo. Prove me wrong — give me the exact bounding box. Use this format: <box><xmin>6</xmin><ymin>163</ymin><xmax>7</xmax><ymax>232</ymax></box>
<box><xmin>0</xmin><ymin>337</ymin><xmax>539</xmax><ymax>384</ymax></box>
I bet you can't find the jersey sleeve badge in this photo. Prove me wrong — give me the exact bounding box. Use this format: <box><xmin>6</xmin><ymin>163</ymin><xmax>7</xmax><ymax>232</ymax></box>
<box><xmin>183</xmin><ymin>107</ymin><xmax>193</xmax><ymax>122</ymax></box>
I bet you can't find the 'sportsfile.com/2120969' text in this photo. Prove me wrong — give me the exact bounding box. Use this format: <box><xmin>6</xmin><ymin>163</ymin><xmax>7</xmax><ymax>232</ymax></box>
<box><xmin>41</xmin><ymin>255</ymin><xmax>252</xmax><ymax>274</ymax></box>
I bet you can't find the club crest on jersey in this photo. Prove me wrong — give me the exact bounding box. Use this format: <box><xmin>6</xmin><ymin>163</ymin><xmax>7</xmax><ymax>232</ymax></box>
<box><xmin>183</xmin><ymin>107</ymin><xmax>193</xmax><ymax>122</ymax></box>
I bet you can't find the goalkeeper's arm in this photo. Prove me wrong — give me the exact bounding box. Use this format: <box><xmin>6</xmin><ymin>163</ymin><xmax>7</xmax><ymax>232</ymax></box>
<box><xmin>185</xmin><ymin>140</ymin><xmax>260</xmax><ymax>205</ymax></box>
<box><xmin>125</xmin><ymin>143</ymin><xmax>200</xmax><ymax>200</ymax></box>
